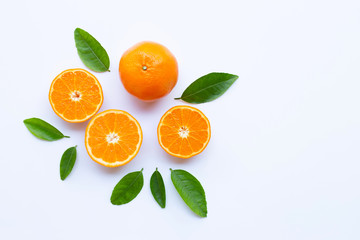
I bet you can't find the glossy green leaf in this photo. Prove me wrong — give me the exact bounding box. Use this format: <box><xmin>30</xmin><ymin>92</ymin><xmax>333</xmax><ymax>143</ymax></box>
<box><xmin>150</xmin><ymin>168</ymin><xmax>166</xmax><ymax>208</ymax></box>
<box><xmin>111</xmin><ymin>169</ymin><xmax>144</xmax><ymax>205</ymax></box>
<box><xmin>74</xmin><ymin>28</ymin><xmax>110</xmax><ymax>72</ymax></box>
<box><xmin>23</xmin><ymin>118</ymin><xmax>70</xmax><ymax>141</ymax></box>
<box><xmin>60</xmin><ymin>146</ymin><xmax>77</xmax><ymax>181</ymax></box>
<box><xmin>170</xmin><ymin>169</ymin><xmax>207</xmax><ymax>217</ymax></box>
<box><xmin>175</xmin><ymin>72</ymin><xmax>238</xmax><ymax>103</ymax></box>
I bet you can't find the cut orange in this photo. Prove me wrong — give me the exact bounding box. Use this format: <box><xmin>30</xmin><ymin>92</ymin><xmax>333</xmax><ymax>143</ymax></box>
<box><xmin>85</xmin><ymin>109</ymin><xmax>143</xmax><ymax>167</ymax></box>
<box><xmin>157</xmin><ymin>105</ymin><xmax>211</xmax><ymax>159</ymax></box>
<box><xmin>49</xmin><ymin>68</ymin><xmax>103</xmax><ymax>123</ymax></box>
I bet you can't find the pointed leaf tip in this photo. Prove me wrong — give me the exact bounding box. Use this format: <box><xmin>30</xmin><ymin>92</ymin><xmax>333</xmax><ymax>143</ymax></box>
<box><xmin>23</xmin><ymin>117</ymin><xmax>68</xmax><ymax>141</ymax></box>
<box><xmin>111</xmin><ymin>170</ymin><xmax>144</xmax><ymax>205</ymax></box>
<box><xmin>60</xmin><ymin>146</ymin><xmax>77</xmax><ymax>180</ymax></box>
<box><xmin>170</xmin><ymin>169</ymin><xmax>207</xmax><ymax>217</ymax></box>
<box><xmin>74</xmin><ymin>28</ymin><xmax>110</xmax><ymax>72</ymax></box>
<box><xmin>178</xmin><ymin>72</ymin><xmax>238</xmax><ymax>104</ymax></box>
<box><xmin>150</xmin><ymin>169</ymin><xmax>166</xmax><ymax>208</ymax></box>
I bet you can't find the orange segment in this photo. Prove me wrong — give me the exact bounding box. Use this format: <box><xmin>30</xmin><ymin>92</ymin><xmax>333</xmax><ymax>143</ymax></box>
<box><xmin>85</xmin><ymin>109</ymin><xmax>143</xmax><ymax>167</ymax></box>
<box><xmin>157</xmin><ymin>105</ymin><xmax>211</xmax><ymax>159</ymax></box>
<box><xmin>49</xmin><ymin>69</ymin><xmax>103</xmax><ymax>123</ymax></box>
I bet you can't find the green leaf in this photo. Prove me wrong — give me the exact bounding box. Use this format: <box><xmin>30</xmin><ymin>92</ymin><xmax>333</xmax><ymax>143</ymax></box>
<box><xmin>74</xmin><ymin>28</ymin><xmax>110</xmax><ymax>72</ymax></box>
<box><xmin>60</xmin><ymin>146</ymin><xmax>77</xmax><ymax>180</ymax></box>
<box><xmin>23</xmin><ymin>118</ymin><xmax>70</xmax><ymax>141</ymax></box>
<box><xmin>111</xmin><ymin>169</ymin><xmax>144</xmax><ymax>205</ymax></box>
<box><xmin>150</xmin><ymin>168</ymin><xmax>166</xmax><ymax>208</ymax></box>
<box><xmin>175</xmin><ymin>72</ymin><xmax>238</xmax><ymax>103</ymax></box>
<box><xmin>170</xmin><ymin>169</ymin><xmax>207</xmax><ymax>217</ymax></box>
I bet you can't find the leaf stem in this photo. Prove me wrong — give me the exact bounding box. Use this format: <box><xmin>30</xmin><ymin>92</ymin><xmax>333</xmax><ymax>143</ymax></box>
<box><xmin>174</xmin><ymin>97</ymin><xmax>181</xmax><ymax>100</ymax></box>
<box><xmin>64</xmin><ymin>136</ymin><xmax>70</xmax><ymax>138</ymax></box>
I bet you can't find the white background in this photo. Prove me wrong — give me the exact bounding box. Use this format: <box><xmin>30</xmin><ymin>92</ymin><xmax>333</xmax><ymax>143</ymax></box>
<box><xmin>1</xmin><ymin>0</ymin><xmax>359</xmax><ymax>239</ymax></box>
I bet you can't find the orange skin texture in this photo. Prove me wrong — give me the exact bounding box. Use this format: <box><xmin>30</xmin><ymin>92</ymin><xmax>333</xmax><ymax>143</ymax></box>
<box><xmin>119</xmin><ymin>41</ymin><xmax>178</xmax><ymax>101</ymax></box>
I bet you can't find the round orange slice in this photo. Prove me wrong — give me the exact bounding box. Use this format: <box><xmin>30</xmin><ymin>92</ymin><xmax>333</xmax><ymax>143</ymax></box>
<box><xmin>49</xmin><ymin>68</ymin><xmax>103</xmax><ymax>123</ymax></box>
<box><xmin>85</xmin><ymin>109</ymin><xmax>143</xmax><ymax>167</ymax></box>
<box><xmin>157</xmin><ymin>105</ymin><xmax>211</xmax><ymax>159</ymax></box>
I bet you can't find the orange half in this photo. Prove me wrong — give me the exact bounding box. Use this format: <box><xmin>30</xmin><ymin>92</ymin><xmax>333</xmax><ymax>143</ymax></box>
<box><xmin>157</xmin><ymin>105</ymin><xmax>211</xmax><ymax>159</ymax></box>
<box><xmin>85</xmin><ymin>109</ymin><xmax>143</xmax><ymax>167</ymax></box>
<box><xmin>49</xmin><ymin>68</ymin><xmax>103</xmax><ymax>123</ymax></box>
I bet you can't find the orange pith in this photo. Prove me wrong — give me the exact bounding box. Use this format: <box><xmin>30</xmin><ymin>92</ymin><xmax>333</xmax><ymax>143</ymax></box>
<box><xmin>119</xmin><ymin>41</ymin><xmax>178</xmax><ymax>101</ymax></box>
<box><xmin>49</xmin><ymin>69</ymin><xmax>103</xmax><ymax>123</ymax></box>
<box><xmin>157</xmin><ymin>105</ymin><xmax>211</xmax><ymax>159</ymax></box>
<box><xmin>85</xmin><ymin>109</ymin><xmax>143</xmax><ymax>167</ymax></box>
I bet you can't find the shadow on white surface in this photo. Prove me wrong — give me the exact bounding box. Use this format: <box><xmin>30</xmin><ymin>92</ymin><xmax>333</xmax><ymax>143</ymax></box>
<box><xmin>159</xmin><ymin>149</ymin><xmax>198</xmax><ymax>164</ymax></box>
<box><xmin>62</xmin><ymin>120</ymin><xmax>88</xmax><ymax>132</ymax></box>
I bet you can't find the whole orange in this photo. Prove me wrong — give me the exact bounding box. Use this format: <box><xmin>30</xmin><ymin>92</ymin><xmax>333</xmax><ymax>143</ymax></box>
<box><xmin>119</xmin><ymin>41</ymin><xmax>178</xmax><ymax>101</ymax></box>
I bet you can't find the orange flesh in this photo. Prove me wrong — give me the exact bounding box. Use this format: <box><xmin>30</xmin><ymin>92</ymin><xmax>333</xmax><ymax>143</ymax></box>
<box><xmin>85</xmin><ymin>110</ymin><xmax>142</xmax><ymax>167</ymax></box>
<box><xmin>49</xmin><ymin>69</ymin><xmax>103</xmax><ymax>122</ymax></box>
<box><xmin>158</xmin><ymin>106</ymin><xmax>211</xmax><ymax>158</ymax></box>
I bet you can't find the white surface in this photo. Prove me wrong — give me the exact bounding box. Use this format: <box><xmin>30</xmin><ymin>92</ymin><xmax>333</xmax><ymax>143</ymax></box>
<box><xmin>1</xmin><ymin>0</ymin><xmax>360</xmax><ymax>239</ymax></box>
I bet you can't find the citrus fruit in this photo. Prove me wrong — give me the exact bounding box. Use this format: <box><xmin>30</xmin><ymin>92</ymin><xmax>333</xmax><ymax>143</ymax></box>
<box><xmin>85</xmin><ymin>109</ymin><xmax>143</xmax><ymax>167</ymax></box>
<box><xmin>119</xmin><ymin>41</ymin><xmax>178</xmax><ymax>101</ymax></box>
<box><xmin>49</xmin><ymin>68</ymin><xmax>103</xmax><ymax>123</ymax></box>
<box><xmin>157</xmin><ymin>105</ymin><xmax>211</xmax><ymax>159</ymax></box>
